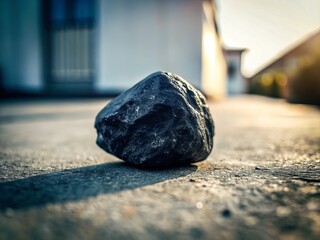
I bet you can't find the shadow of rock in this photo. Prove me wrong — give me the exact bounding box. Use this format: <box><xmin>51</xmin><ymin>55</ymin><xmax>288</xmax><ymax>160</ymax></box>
<box><xmin>0</xmin><ymin>162</ymin><xmax>197</xmax><ymax>210</ymax></box>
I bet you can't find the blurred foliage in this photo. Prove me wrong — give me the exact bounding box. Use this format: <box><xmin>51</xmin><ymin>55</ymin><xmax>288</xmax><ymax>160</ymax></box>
<box><xmin>250</xmin><ymin>71</ymin><xmax>285</xmax><ymax>98</ymax></box>
<box><xmin>250</xmin><ymin>45</ymin><xmax>320</xmax><ymax>105</ymax></box>
<box><xmin>288</xmin><ymin>51</ymin><xmax>320</xmax><ymax>105</ymax></box>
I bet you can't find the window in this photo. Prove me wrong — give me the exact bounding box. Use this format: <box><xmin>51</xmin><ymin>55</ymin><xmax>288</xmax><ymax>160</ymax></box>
<box><xmin>48</xmin><ymin>0</ymin><xmax>96</xmax><ymax>84</ymax></box>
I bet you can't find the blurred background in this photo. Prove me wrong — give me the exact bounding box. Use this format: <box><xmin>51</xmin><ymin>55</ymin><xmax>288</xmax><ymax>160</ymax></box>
<box><xmin>0</xmin><ymin>0</ymin><xmax>319</xmax><ymax>104</ymax></box>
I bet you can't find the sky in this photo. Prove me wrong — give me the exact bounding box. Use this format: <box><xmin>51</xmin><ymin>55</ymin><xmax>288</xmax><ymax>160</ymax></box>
<box><xmin>216</xmin><ymin>0</ymin><xmax>320</xmax><ymax>77</ymax></box>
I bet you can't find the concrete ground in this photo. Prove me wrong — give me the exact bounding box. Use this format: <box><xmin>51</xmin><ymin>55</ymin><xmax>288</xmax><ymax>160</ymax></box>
<box><xmin>0</xmin><ymin>96</ymin><xmax>319</xmax><ymax>240</ymax></box>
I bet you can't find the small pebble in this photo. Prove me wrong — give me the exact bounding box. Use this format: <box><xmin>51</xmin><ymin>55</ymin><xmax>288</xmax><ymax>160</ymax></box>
<box><xmin>276</xmin><ymin>206</ymin><xmax>291</xmax><ymax>217</ymax></box>
<box><xmin>221</xmin><ymin>209</ymin><xmax>232</xmax><ymax>217</ymax></box>
<box><xmin>196</xmin><ymin>202</ymin><xmax>203</xmax><ymax>209</ymax></box>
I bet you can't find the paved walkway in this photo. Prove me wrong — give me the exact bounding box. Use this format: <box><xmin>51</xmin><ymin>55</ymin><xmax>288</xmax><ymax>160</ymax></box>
<box><xmin>0</xmin><ymin>96</ymin><xmax>319</xmax><ymax>240</ymax></box>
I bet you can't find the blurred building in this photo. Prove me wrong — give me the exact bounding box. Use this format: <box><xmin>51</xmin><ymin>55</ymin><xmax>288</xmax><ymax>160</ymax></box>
<box><xmin>249</xmin><ymin>30</ymin><xmax>320</xmax><ymax>104</ymax></box>
<box><xmin>224</xmin><ymin>48</ymin><xmax>247</xmax><ymax>94</ymax></box>
<box><xmin>0</xmin><ymin>0</ymin><xmax>227</xmax><ymax>99</ymax></box>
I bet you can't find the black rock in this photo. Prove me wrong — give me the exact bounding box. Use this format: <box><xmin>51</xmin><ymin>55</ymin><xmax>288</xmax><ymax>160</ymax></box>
<box><xmin>94</xmin><ymin>71</ymin><xmax>215</xmax><ymax>167</ymax></box>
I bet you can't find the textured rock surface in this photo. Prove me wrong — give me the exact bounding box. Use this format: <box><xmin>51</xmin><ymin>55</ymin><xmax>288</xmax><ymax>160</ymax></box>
<box><xmin>95</xmin><ymin>71</ymin><xmax>214</xmax><ymax>167</ymax></box>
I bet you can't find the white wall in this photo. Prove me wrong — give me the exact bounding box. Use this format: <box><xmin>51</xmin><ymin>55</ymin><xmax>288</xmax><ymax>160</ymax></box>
<box><xmin>0</xmin><ymin>0</ymin><xmax>43</xmax><ymax>93</ymax></box>
<box><xmin>201</xmin><ymin>1</ymin><xmax>227</xmax><ymax>99</ymax></box>
<box><xmin>95</xmin><ymin>0</ymin><xmax>203</xmax><ymax>92</ymax></box>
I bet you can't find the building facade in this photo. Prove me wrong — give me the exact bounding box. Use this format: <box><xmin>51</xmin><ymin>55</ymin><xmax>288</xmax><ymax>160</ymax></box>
<box><xmin>0</xmin><ymin>0</ymin><xmax>227</xmax><ymax>99</ymax></box>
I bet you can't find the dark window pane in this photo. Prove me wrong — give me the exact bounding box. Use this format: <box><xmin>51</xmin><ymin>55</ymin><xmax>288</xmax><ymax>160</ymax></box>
<box><xmin>73</xmin><ymin>0</ymin><xmax>94</xmax><ymax>22</ymax></box>
<box><xmin>50</xmin><ymin>0</ymin><xmax>95</xmax><ymax>26</ymax></box>
<box><xmin>51</xmin><ymin>0</ymin><xmax>67</xmax><ymax>23</ymax></box>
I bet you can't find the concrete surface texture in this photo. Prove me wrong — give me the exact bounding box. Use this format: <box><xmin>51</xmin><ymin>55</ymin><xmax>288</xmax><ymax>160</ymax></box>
<box><xmin>0</xmin><ymin>96</ymin><xmax>319</xmax><ymax>240</ymax></box>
